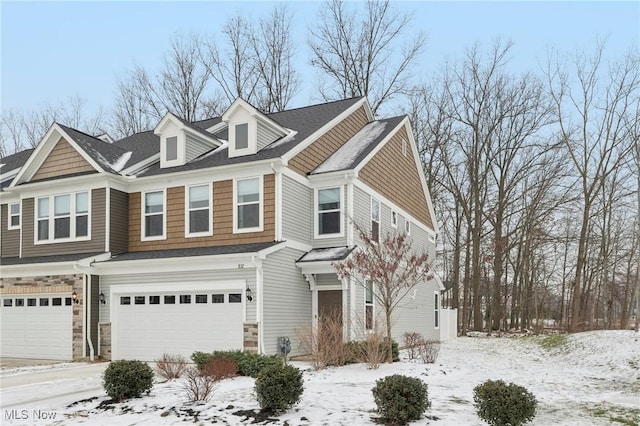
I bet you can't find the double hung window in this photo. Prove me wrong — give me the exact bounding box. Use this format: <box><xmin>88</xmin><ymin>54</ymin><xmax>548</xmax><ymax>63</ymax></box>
<box><xmin>187</xmin><ymin>184</ymin><xmax>211</xmax><ymax>236</ymax></box>
<box><xmin>317</xmin><ymin>187</ymin><xmax>342</xmax><ymax>236</ymax></box>
<box><xmin>235</xmin><ymin>177</ymin><xmax>261</xmax><ymax>232</ymax></box>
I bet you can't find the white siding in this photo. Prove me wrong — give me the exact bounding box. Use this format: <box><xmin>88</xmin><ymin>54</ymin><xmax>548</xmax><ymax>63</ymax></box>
<box><xmin>262</xmin><ymin>247</ymin><xmax>311</xmax><ymax>356</ymax></box>
<box><xmin>391</xmin><ymin>279</ymin><xmax>441</xmax><ymax>342</ymax></box>
<box><xmin>185</xmin><ymin>134</ymin><xmax>215</xmax><ymax>162</ymax></box>
<box><xmin>282</xmin><ymin>175</ymin><xmax>312</xmax><ymax>245</ymax></box>
<box><xmin>99</xmin><ymin>268</ymin><xmax>256</xmax><ymax>323</ymax></box>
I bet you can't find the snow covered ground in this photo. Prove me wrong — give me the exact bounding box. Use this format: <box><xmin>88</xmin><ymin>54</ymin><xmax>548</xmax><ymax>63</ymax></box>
<box><xmin>0</xmin><ymin>330</ymin><xmax>638</xmax><ymax>425</ymax></box>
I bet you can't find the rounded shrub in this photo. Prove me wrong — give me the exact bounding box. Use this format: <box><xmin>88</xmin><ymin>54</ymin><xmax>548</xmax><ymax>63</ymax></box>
<box><xmin>372</xmin><ymin>374</ymin><xmax>430</xmax><ymax>424</ymax></box>
<box><xmin>254</xmin><ymin>363</ymin><xmax>303</xmax><ymax>413</ymax></box>
<box><xmin>103</xmin><ymin>360</ymin><xmax>154</xmax><ymax>401</ymax></box>
<box><xmin>473</xmin><ymin>379</ymin><xmax>537</xmax><ymax>426</ymax></box>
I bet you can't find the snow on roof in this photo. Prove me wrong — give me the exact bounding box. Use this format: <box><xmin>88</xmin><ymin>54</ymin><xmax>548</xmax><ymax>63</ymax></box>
<box><xmin>313</xmin><ymin>121</ymin><xmax>387</xmax><ymax>174</ymax></box>
<box><xmin>297</xmin><ymin>246</ymin><xmax>355</xmax><ymax>262</ymax></box>
<box><xmin>111</xmin><ymin>151</ymin><xmax>133</xmax><ymax>172</ymax></box>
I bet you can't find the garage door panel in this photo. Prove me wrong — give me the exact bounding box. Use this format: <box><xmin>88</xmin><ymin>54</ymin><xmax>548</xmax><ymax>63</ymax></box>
<box><xmin>0</xmin><ymin>296</ymin><xmax>72</xmax><ymax>360</ymax></box>
<box><xmin>114</xmin><ymin>290</ymin><xmax>244</xmax><ymax>361</ymax></box>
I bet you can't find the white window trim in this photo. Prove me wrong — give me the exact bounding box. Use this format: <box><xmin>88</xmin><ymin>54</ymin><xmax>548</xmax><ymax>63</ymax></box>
<box><xmin>8</xmin><ymin>202</ymin><xmax>20</xmax><ymax>230</ymax></box>
<box><xmin>141</xmin><ymin>189</ymin><xmax>166</xmax><ymax>241</ymax></box>
<box><xmin>391</xmin><ymin>210</ymin><xmax>397</xmax><ymax>228</ymax></box>
<box><xmin>185</xmin><ymin>183</ymin><xmax>213</xmax><ymax>238</ymax></box>
<box><xmin>405</xmin><ymin>218</ymin><xmax>411</xmax><ymax>236</ymax></box>
<box><xmin>161</xmin><ymin>133</ymin><xmax>185</xmax><ymax>168</ymax></box>
<box><xmin>228</xmin><ymin>120</ymin><xmax>257</xmax><ymax>158</ymax></box>
<box><xmin>233</xmin><ymin>176</ymin><xmax>264</xmax><ymax>234</ymax></box>
<box><xmin>434</xmin><ymin>291</ymin><xmax>440</xmax><ymax>329</ymax></box>
<box><xmin>314</xmin><ymin>185</ymin><xmax>344</xmax><ymax>239</ymax></box>
<box><xmin>402</xmin><ymin>138</ymin><xmax>408</xmax><ymax>157</ymax></box>
<box><xmin>365</xmin><ymin>280</ymin><xmax>375</xmax><ymax>332</ymax></box>
<box><xmin>371</xmin><ymin>197</ymin><xmax>380</xmax><ymax>243</ymax></box>
<box><xmin>34</xmin><ymin>191</ymin><xmax>91</xmax><ymax>245</ymax></box>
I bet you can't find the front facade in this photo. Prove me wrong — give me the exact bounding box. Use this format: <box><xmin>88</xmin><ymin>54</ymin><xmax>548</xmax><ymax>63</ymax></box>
<box><xmin>0</xmin><ymin>97</ymin><xmax>442</xmax><ymax>362</ymax></box>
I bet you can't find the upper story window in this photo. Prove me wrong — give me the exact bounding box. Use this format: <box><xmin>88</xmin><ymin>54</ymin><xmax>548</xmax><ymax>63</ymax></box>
<box><xmin>165</xmin><ymin>136</ymin><xmax>178</xmax><ymax>161</ymax></box>
<box><xmin>402</xmin><ymin>139</ymin><xmax>408</xmax><ymax>157</ymax></box>
<box><xmin>235</xmin><ymin>123</ymin><xmax>249</xmax><ymax>150</ymax></box>
<box><xmin>316</xmin><ymin>187</ymin><xmax>342</xmax><ymax>237</ymax></box>
<box><xmin>234</xmin><ymin>177</ymin><xmax>262</xmax><ymax>233</ymax></box>
<box><xmin>434</xmin><ymin>292</ymin><xmax>440</xmax><ymax>328</ymax></box>
<box><xmin>391</xmin><ymin>210</ymin><xmax>397</xmax><ymax>228</ymax></box>
<box><xmin>36</xmin><ymin>192</ymin><xmax>89</xmax><ymax>243</ymax></box>
<box><xmin>186</xmin><ymin>184</ymin><xmax>212</xmax><ymax>237</ymax></box>
<box><xmin>405</xmin><ymin>218</ymin><xmax>411</xmax><ymax>235</ymax></box>
<box><xmin>143</xmin><ymin>190</ymin><xmax>165</xmax><ymax>240</ymax></box>
<box><xmin>371</xmin><ymin>198</ymin><xmax>380</xmax><ymax>243</ymax></box>
<box><xmin>8</xmin><ymin>203</ymin><xmax>20</xmax><ymax>230</ymax></box>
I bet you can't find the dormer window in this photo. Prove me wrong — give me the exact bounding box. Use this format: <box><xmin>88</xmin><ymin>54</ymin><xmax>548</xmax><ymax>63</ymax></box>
<box><xmin>166</xmin><ymin>136</ymin><xmax>178</xmax><ymax>161</ymax></box>
<box><xmin>235</xmin><ymin>124</ymin><xmax>249</xmax><ymax>150</ymax></box>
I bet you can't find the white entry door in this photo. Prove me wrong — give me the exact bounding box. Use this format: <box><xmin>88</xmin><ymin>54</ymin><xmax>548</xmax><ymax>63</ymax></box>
<box><xmin>0</xmin><ymin>294</ymin><xmax>73</xmax><ymax>360</ymax></box>
<box><xmin>113</xmin><ymin>286</ymin><xmax>245</xmax><ymax>361</ymax></box>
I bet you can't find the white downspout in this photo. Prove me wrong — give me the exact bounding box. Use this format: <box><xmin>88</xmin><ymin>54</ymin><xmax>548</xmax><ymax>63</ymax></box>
<box><xmin>252</xmin><ymin>255</ymin><xmax>264</xmax><ymax>354</ymax></box>
<box><xmin>85</xmin><ymin>274</ymin><xmax>95</xmax><ymax>361</ymax></box>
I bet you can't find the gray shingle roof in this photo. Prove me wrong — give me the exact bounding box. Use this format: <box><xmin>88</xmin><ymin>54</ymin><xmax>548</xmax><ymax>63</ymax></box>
<box><xmin>103</xmin><ymin>241</ymin><xmax>281</xmax><ymax>262</ymax></box>
<box><xmin>138</xmin><ymin>97</ymin><xmax>364</xmax><ymax>177</ymax></box>
<box><xmin>0</xmin><ymin>148</ymin><xmax>34</xmax><ymax>189</ymax></box>
<box><xmin>0</xmin><ymin>252</ymin><xmax>105</xmax><ymax>265</ymax></box>
<box><xmin>296</xmin><ymin>246</ymin><xmax>356</xmax><ymax>263</ymax></box>
<box><xmin>112</xmin><ymin>130</ymin><xmax>159</xmax><ymax>167</ymax></box>
<box><xmin>311</xmin><ymin>115</ymin><xmax>405</xmax><ymax>175</ymax></box>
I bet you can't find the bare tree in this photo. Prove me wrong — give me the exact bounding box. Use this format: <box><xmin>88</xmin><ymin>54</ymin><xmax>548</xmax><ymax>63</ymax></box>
<box><xmin>112</xmin><ymin>32</ymin><xmax>221</xmax><ymax>138</ymax></box>
<box><xmin>200</xmin><ymin>5</ymin><xmax>299</xmax><ymax>113</ymax></box>
<box><xmin>545</xmin><ymin>42</ymin><xmax>640</xmax><ymax>331</ymax></box>
<box><xmin>309</xmin><ymin>0</ymin><xmax>425</xmax><ymax>115</ymax></box>
<box><xmin>334</xmin><ymin>223</ymin><xmax>431</xmax><ymax>363</ymax></box>
<box><xmin>1</xmin><ymin>95</ymin><xmax>106</xmax><ymax>156</ymax></box>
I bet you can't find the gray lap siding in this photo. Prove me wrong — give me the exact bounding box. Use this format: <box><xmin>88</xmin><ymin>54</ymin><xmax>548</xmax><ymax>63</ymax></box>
<box><xmin>262</xmin><ymin>247</ymin><xmax>311</xmax><ymax>356</ymax></box>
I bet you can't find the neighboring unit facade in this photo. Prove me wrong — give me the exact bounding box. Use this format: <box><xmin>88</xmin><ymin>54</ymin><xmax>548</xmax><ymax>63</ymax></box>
<box><xmin>0</xmin><ymin>97</ymin><xmax>443</xmax><ymax>361</ymax></box>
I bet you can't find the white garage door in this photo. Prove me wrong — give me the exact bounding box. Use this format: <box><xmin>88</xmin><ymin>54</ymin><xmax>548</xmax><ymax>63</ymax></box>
<box><xmin>114</xmin><ymin>288</ymin><xmax>245</xmax><ymax>361</ymax></box>
<box><xmin>0</xmin><ymin>294</ymin><xmax>73</xmax><ymax>360</ymax></box>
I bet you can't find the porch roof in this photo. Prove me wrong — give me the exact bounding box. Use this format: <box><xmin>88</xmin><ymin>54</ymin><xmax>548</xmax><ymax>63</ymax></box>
<box><xmin>296</xmin><ymin>246</ymin><xmax>356</xmax><ymax>263</ymax></box>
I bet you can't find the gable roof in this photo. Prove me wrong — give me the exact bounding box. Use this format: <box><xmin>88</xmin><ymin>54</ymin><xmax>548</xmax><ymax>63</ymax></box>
<box><xmin>0</xmin><ymin>148</ymin><xmax>34</xmax><ymax>189</ymax></box>
<box><xmin>57</xmin><ymin>124</ymin><xmax>133</xmax><ymax>174</ymax></box>
<box><xmin>311</xmin><ymin>115</ymin><xmax>405</xmax><ymax>175</ymax></box>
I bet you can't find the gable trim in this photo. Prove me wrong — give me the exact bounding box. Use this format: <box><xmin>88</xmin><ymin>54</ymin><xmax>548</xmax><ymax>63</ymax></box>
<box><xmin>10</xmin><ymin>123</ymin><xmax>105</xmax><ymax>187</ymax></box>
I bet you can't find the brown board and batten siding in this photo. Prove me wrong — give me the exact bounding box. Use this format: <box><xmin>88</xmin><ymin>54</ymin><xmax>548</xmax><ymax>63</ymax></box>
<box><xmin>289</xmin><ymin>106</ymin><xmax>369</xmax><ymax>176</ymax></box>
<box><xmin>0</xmin><ymin>204</ymin><xmax>20</xmax><ymax>257</ymax></box>
<box><xmin>359</xmin><ymin>126</ymin><xmax>434</xmax><ymax>230</ymax></box>
<box><xmin>21</xmin><ymin>188</ymin><xmax>107</xmax><ymax>257</ymax></box>
<box><xmin>32</xmin><ymin>137</ymin><xmax>96</xmax><ymax>181</ymax></box>
<box><xmin>129</xmin><ymin>174</ymin><xmax>276</xmax><ymax>252</ymax></box>
<box><xmin>109</xmin><ymin>189</ymin><xmax>129</xmax><ymax>254</ymax></box>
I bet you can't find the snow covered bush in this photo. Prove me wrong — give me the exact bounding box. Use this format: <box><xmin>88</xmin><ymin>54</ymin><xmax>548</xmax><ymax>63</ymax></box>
<box><xmin>473</xmin><ymin>379</ymin><xmax>537</xmax><ymax>426</ymax></box>
<box><xmin>254</xmin><ymin>363</ymin><xmax>303</xmax><ymax>413</ymax></box>
<box><xmin>372</xmin><ymin>374</ymin><xmax>430</xmax><ymax>424</ymax></box>
<box><xmin>154</xmin><ymin>353</ymin><xmax>187</xmax><ymax>379</ymax></box>
<box><xmin>103</xmin><ymin>360</ymin><xmax>154</xmax><ymax>401</ymax></box>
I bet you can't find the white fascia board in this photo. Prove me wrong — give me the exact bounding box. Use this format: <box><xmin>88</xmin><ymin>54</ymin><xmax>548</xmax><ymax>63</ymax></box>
<box><xmin>353</xmin><ymin>179</ymin><xmax>436</xmax><ymax>237</ymax></box>
<box><xmin>93</xmin><ymin>252</ymin><xmax>258</xmax><ymax>276</ymax></box>
<box><xmin>121</xmin><ymin>154</ymin><xmax>160</xmax><ymax>176</ymax></box>
<box><xmin>153</xmin><ymin>112</ymin><xmax>178</xmax><ymax>135</ymax></box>
<box><xmin>296</xmin><ymin>260</ymin><xmax>339</xmax><ymax>275</ymax></box>
<box><xmin>282</xmin><ymin>98</ymin><xmax>368</xmax><ymax>164</ymax></box>
<box><xmin>222</xmin><ymin>99</ymin><xmax>287</xmax><ymax>135</ymax></box>
<box><xmin>283</xmin><ymin>239</ymin><xmax>313</xmax><ymax>253</ymax></box>
<box><xmin>402</xmin><ymin>120</ymin><xmax>440</xmax><ymax>236</ymax></box>
<box><xmin>307</xmin><ymin>171</ymin><xmax>356</xmax><ymax>187</ymax></box>
<box><xmin>8</xmin><ymin>173</ymin><xmax>128</xmax><ymax>199</ymax></box>
<box><xmin>281</xmin><ymin>167</ymin><xmax>310</xmax><ymax>187</ymax></box>
<box><xmin>0</xmin><ymin>168</ymin><xmax>20</xmax><ymax>185</ymax></box>
<box><xmin>127</xmin><ymin>159</ymin><xmax>283</xmax><ymax>192</ymax></box>
<box><xmin>255</xmin><ymin>241</ymin><xmax>287</xmax><ymax>259</ymax></box>
<box><xmin>0</xmin><ymin>191</ymin><xmax>20</xmax><ymax>204</ymax></box>
<box><xmin>206</xmin><ymin>121</ymin><xmax>227</xmax><ymax>134</ymax></box>
<box><xmin>0</xmin><ymin>252</ymin><xmax>110</xmax><ymax>278</ymax></box>
<box><xmin>430</xmin><ymin>271</ymin><xmax>446</xmax><ymax>291</ymax></box>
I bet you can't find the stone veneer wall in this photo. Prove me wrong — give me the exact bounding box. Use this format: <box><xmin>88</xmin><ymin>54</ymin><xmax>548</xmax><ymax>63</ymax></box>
<box><xmin>243</xmin><ymin>322</ymin><xmax>258</xmax><ymax>353</ymax></box>
<box><xmin>0</xmin><ymin>274</ymin><xmax>84</xmax><ymax>360</ymax></box>
<box><xmin>99</xmin><ymin>323</ymin><xmax>112</xmax><ymax>360</ymax></box>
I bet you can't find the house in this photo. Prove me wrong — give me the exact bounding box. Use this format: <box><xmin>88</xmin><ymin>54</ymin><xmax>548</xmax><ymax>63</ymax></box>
<box><xmin>0</xmin><ymin>97</ymin><xmax>444</xmax><ymax>362</ymax></box>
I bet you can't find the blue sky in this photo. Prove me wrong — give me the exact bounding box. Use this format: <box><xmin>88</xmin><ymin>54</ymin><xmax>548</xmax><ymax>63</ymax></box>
<box><xmin>1</xmin><ymin>1</ymin><xmax>638</xmax><ymax>116</ymax></box>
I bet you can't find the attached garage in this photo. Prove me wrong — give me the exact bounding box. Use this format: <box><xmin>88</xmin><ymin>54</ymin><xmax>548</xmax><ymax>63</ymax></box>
<box><xmin>111</xmin><ymin>282</ymin><xmax>246</xmax><ymax>361</ymax></box>
<box><xmin>0</xmin><ymin>294</ymin><xmax>73</xmax><ymax>360</ymax></box>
